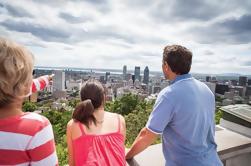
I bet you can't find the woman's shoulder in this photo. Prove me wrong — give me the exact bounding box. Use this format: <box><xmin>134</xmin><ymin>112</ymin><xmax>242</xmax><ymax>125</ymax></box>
<box><xmin>105</xmin><ymin>112</ymin><xmax>123</xmax><ymax>119</ymax></box>
<box><xmin>105</xmin><ymin>112</ymin><xmax>125</xmax><ymax>127</ymax></box>
<box><xmin>67</xmin><ymin>119</ymin><xmax>79</xmax><ymax>128</ymax></box>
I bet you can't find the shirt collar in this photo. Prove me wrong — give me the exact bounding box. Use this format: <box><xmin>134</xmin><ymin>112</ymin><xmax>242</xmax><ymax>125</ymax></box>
<box><xmin>170</xmin><ymin>73</ymin><xmax>192</xmax><ymax>85</ymax></box>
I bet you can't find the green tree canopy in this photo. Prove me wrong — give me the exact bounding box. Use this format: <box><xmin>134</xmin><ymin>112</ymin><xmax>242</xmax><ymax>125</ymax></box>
<box><xmin>22</xmin><ymin>101</ymin><xmax>37</xmax><ymax>112</ymax></box>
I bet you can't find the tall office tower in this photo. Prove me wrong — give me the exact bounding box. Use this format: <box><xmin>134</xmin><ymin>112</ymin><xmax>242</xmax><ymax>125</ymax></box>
<box><xmin>123</xmin><ymin>65</ymin><xmax>127</xmax><ymax>80</ymax></box>
<box><xmin>206</xmin><ymin>76</ymin><xmax>211</xmax><ymax>82</ymax></box>
<box><xmin>215</xmin><ymin>84</ymin><xmax>229</xmax><ymax>95</ymax></box>
<box><xmin>246</xmin><ymin>86</ymin><xmax>251</xmax><ymax>97</ymax></box>
<box><xmin>105</xmin><ymin>72</ymin><xmax>110</xmax><ymax>82</ymax></box>
<box><xmin>100</xmin><ymin>76</ymin><xmax>105</xmax><ymax>84</ymax></box>
<box><xmin>211</xmin><ymin>76</ymin><xmax>217</xmax><ymax>81</ymax></box>
<box><xmin>53</xmin><ymin>70</ymin><xmax>65</xmax><ymax>91</ymax></box>
<box><xmin>143</xmin><ymin>66</ymin><xmax>149</xmax><ymax>84</ymax></box>
<box><xmin>132</xmin><ymin>75</ymin><xmax>135</xmax><ymax>84</ymax></box>
<box><xmin>205</xmin><ymin>82</ymin><xmax>216</xmax><ymax>94</ymax></box>
<box><xmin>239</xmin><ymin>76</ymin><xmax>248</xmax><ymax>86</ymax></box>
<box><xmin>134</xmin><ymin>66</ymin><xmax>141</xmax><ymax>82</ymax></box>
<box><xmin>230</xmin><ymin>80</ymin><xmax>238</xmax><ymax>86</ymax></box>
<box><xmin>248</xmin><ymin>79</ymin><xmax>251</xmax><ymax>86</ymax></box>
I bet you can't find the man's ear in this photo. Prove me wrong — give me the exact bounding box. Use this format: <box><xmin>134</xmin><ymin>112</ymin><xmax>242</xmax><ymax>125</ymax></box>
<box><xmin>163</xmin><ymin>62</ymin><xmax>169</xmax><ymax>73</ymax></box>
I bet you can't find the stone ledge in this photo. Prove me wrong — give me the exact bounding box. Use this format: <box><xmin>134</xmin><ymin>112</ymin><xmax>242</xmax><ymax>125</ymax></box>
<box><xmin>126</xmin><ymin>126</ymin><xmax>251</xmax><ymax>166</ymax></box>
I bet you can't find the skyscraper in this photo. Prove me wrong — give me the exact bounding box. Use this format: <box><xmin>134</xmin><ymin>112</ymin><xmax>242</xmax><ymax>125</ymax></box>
<box><xmin>143</xmin><ymin>66</ymin><xmax>149</xmax><ymax>84</ymax></box>
<box><xmin>215</xmin><ymin>84</ymin><xmax>229</xmax><ymax>95</ymax></box>
<box><xmin>53</xmin><ymin>70</ymin><xmax>65</xmax><ymax>91</ymax></box>
<box><xmin>248</xmin><ymin>79</ymin><xmax>251</xmax><ymax>86</ymax></box>
<box><xmin>239</xmin><ymin>76</ymin><xmax>247</xmax><ymax>86</ymax></box>
<box><xmin>105</xmin><ymin>72</ymin><xmax>110</xmax><ymax>82</ymax></box>
<box><xmin>206</xmin><ymin>76</ymin><xmax>211</xmax><ymax>82</ymax></box>
<box><xmin>123</xmin><ymin>65</ymin><xmax>127</xmax><ymax>80</ymax></box>
<box><xmin>134</xmin><ymin>66</ymin><xmax>141</xmax><ymax>82</ymax></box>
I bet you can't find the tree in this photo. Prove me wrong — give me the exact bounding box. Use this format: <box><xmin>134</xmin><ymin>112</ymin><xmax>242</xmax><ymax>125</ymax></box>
<box><xmin>70</xmin><ymin>90</ymin><xmax>79</xmax><ymax>97</ymax></box>
<box><xmin>22</xmin><ymin>101</ymin><xmax>37</xmax><ymax>112</ymax></box>
<box><xmin>56</xmin><ymin>135</ymin><xmax>68</xmax><ymax>166</ymax></box>
<box><xmin>68</xmin><ymin>98</ymin><xmax>80</xmax><ymax>108</ymax></box>
<box><xmin>215</xmin><ymin>107</ymin><xmax>223</xmax><ymax>124</ymax></box>
<box><xmin>125</xmin><ymin>109</ymin><xmax>152</xmax><ymax>146</ymax></box>
<box><xmin>42</xmin><ymin>110</ymin><xmax>72</xmax><ymax>165</ymax></box>
<box><xmin>106</xmin><ymin>93</ymin><xmax>146</xmax><ymax>115</ymax></box>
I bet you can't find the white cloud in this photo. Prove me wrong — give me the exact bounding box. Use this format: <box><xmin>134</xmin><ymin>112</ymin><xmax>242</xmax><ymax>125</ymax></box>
<box><xmin>0</xmin><ymin>0</ymin><xmax>250</xmax><ymax>74</ymax></box>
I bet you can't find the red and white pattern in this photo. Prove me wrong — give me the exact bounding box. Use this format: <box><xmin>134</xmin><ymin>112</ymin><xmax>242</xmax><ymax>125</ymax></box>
<box><xmin>0</xmin><ymin>112</ymin><xmax>58</xmax><ymax>166</ymax></box>
<box><xmin>32</xmin><ymin>75</ymin><xmax>50</xmax><ymax>93</ymax></box>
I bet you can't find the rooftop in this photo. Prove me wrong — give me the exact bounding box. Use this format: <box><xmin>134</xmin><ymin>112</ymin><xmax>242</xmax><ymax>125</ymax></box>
<box><xmin>220</xmin><ymin>104</ymin><xmax>251</xmax><ymax>123</ymax></box>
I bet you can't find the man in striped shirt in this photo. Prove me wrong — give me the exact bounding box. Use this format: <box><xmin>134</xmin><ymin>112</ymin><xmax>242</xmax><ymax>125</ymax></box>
<box><xmin>0</xmin><ymin>38</ymin><xmax>58</xmax><ymax>165</ymax></box>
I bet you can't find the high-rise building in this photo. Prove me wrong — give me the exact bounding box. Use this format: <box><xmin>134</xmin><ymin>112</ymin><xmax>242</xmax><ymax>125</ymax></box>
<box><xmin>53</xmin><ymin>70</ymin><xmax>65</xmax><ymax>91</ymax></box>
<box><xmin>206</xmin><ymin>76</ymin><xmax>211</xmax><ymax>82</ymax></box>
<box><xmin>239</xmin><ymin>76</ymin><xmax>247</xmax><ymax>86</ymax></box>
<box><xmin>126</xmin><ymin>73</ymin><xmax>132</xmax><ymax>81</ymax></box>
<box><xmin>132</xmin><ymin>75</ymin><xmax>135</xmax><ymax>84</ymax></box>
<box><xmin>205</xmin><ymin>82</ymin><xmax>216</xmax><ymax>94</ymax></box>
<box><xmin>246</xmin><ymin>86</ymin><xmax>251</xmax><ymax>97</ymax></box>
<box><xmin>134</xmin><ymin>66</ymin><xmax>141</xmax><ymax>81</ymax></box>
<box><xmin>230</xmin><ymin>80</ymin><xmax>238</xmax><ymax>86</ymax></box>
<box><xmin>123</xmin><ymin>65</ymin><xmax>127</xmax><ymax>80</ymax></box>
<box><xmin>215</xmin><ymin>84</ymin><xmax>229</xmax><ymax>95</ymax></box>
<box><xmin>99</xmin><ymin>76</ymin><xmax>105</xmax><ymax>84</ymax></box>
<box><xmin>211</xmin><ymin>76</ymin><xmax>217</xmax><ymax>81</ymax></box>
<box><xmin>230</xmin><ymin>86</ymin><xmax>246</xmax><ymax>97</ymax></box>
<box><xmin>105</xmin><ymin>72</ymin><xmax>110</xmax><ymax>82</ymax></box>
<box><xmin>248</xmin><ymin>79</ymin><xmax>251</xmax><ymax>86</ymax></box>
<box><xmin>143</xmin><ymin>66</ymin><xmax>149</xmax><ymax>84</ymax></box>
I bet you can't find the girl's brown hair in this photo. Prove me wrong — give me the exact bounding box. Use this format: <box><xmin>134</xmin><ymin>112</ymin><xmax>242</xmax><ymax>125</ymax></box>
<box><xmin>72</xmin><ymin>79</ymin><xmax>105</xmax><ymax>128</ymax></box>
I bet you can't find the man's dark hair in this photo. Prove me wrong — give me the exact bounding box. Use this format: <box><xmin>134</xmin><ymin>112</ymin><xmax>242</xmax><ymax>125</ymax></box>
<box><xmin>163</xmin><ymin>45</ymin><xmax>192</xmax><ymax>74</ymax></box>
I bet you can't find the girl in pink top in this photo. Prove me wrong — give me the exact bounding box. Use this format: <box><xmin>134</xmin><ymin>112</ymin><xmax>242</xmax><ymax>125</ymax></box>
<box><xmin>67</xmin><ymin>79</ymin><xmax>126</xmax><ymax>166</ymax></box>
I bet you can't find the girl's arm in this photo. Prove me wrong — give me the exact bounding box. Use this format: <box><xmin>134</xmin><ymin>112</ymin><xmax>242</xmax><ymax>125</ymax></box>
<box><xmin>31</xmin><ymin>74</ymin><xmax>54</xmax><ymax>93</ymax></box>
<box><xmin>67</xmin><ymin>120</ymin><xmax>75</xmax><ymax>166</ymax></box>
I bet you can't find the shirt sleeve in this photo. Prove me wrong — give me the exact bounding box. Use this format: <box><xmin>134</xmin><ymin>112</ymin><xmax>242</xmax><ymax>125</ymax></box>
<box><xmin>32</xmin><ymin>75</ymin><xmax>50</xmax><ymax>93</ymax></box>
<box><xmin>146</xmin><ymin>93</ymin><xmax>174</xmax><ymax>134</ymax></box>
<box><xmin>27</xmin><ymin>121</ymin><xmax>58</xmax><ymax>166</ymax></box>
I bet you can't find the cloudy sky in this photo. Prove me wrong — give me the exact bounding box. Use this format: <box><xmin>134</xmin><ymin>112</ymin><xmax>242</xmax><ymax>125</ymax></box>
<box><xmin>0</xmin><ymin>0</ymin><xmax>251</xmax><ymax>74</ymax></box>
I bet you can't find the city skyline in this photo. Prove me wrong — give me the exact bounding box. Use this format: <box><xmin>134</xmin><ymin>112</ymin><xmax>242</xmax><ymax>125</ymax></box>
<box><xmin>0</xmin><ymin>0</ymin><xmax>251</xmax><ymax>74</ymax></box>
<box><xmin>34</xmin><ymin>65</ymin><xmax>251</xmax><ymax>77</ymax></box>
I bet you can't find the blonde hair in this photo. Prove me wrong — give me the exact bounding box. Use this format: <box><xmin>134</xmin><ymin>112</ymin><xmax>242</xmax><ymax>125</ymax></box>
<box><xmin>0</xmin><ymin>38</ymin><xmax>34</xmax><ymax>108</ymax></box>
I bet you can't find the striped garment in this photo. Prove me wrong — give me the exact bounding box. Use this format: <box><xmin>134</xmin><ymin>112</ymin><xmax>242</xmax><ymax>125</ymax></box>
<box><xmin>32</xmin><ymin>75</ymin><xmax>50</xmax><ymax>93</ymax></box>
<box><xmin>0</xmin><ymin>112</ymin><xmax>58</xmax><ymax>165</ymax></box>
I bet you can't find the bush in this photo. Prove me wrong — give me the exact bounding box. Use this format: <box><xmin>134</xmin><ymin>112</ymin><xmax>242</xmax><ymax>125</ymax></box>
<box><xmin>215</xmin><ymin>109</ymin><xmax>223</xmax><ymax>125</ymax></box>
<box><xmin>56</xmin><ymin>135</ymin><xmax>68</xmax><ymax>166</ymax></box>
<box><xmin>108</xmin><ymin>93</ymin><xmax>146</xmax><ymax>115</ymax></box>
<box><xmin>125</xmin><ymin>109</ymin><xmax>152</xmax><ymax>146</ymax></box>
<box><xmin>42</xmin><ymin>110</ymin><xmax>72</xmax><ymax>165</ymax></box>
<box><xmin>22</xmin><ymin>101</ymin><xmax>37</xmax><ymax>112</ymax></box>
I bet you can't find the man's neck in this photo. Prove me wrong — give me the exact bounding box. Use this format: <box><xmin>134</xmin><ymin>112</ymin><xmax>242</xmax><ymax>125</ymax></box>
<box><xmin>168</xmin><ymin>73</ymin><xmax>178</xmax><ymax>81</ymax></box>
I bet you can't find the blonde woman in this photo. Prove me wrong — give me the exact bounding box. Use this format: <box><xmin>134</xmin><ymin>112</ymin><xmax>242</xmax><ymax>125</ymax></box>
<box><xmin>0</xmin><ymin>38</ymin><xmax>58</xmax><ymax>165</ymax></box>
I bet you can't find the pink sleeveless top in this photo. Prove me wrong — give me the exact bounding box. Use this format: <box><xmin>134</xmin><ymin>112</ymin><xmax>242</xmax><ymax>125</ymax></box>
<box><xmin>72</xmin><ymin>115</ymin><xmax>125</xmax><ymax>166</ymax></box>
